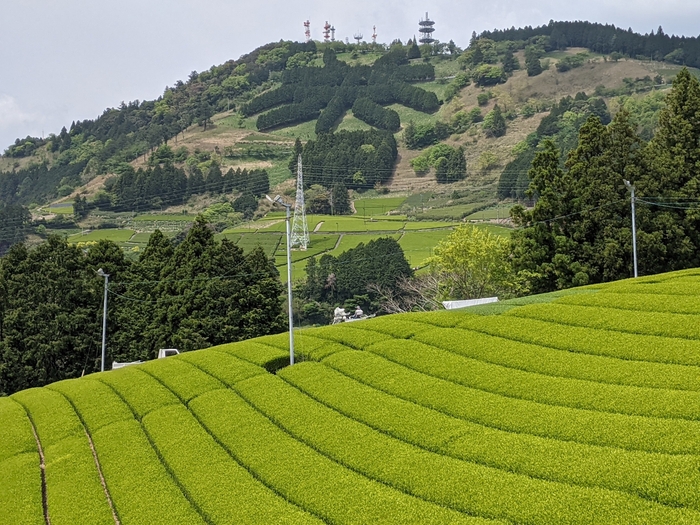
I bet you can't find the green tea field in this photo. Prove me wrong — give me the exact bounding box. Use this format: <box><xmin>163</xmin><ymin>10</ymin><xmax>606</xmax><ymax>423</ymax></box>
<box><xmin>4</xmin><ymin>269</ymin><xmax>700</xmax><ymax>523</ymax></box>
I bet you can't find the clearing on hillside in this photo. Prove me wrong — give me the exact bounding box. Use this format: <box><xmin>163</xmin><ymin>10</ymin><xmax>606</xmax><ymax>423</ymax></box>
<box><xmin>5</xmin><ymin>268</ymin><xmax>700</xmax><ymax>523</ymax></box>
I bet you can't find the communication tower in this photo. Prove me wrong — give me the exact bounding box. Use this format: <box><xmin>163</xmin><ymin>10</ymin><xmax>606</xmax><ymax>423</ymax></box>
<box><xmin>353</xmin><ymin>32</ymin><xmax>363</xmax><ymax>44</ymax></box>
<box><xmin>291</xmin><ymin>155</ymin><xmax>309</xmax><ymax>250</ymax></box>
<box><xmin>331</xmin><ymin>25</ymin><xmax>336</xmax><ymax>42</ymax></box>
<box><xmin>304</xmin><ymin>20</ymin><xmax>311</xmax><ymax>42</ymax></box>
<box><xmin>418</xmin><ymin>12</ymin><xmax>435</xmax><ymax>44</ymax></box>
<box><xmin>323</xmin><ymin>21</ymin><xmax>331</xmax><ymax>42</ymax></box>
<box><xmin>372</xmin><ymin>26</ymin><xmax>377</xmax><ymax>44</ymax></box>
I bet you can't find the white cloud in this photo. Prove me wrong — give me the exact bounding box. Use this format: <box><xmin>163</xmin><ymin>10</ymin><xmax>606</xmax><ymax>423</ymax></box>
<box><xmin>0</xmin><ymin>95</ymin><xmax>41</xmax><ymax>136</ymax></box>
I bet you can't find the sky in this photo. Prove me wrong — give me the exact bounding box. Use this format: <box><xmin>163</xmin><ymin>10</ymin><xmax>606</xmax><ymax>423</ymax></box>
<box><xmin>2</xmin><ymin>0</ymin><xmax>700</xmax><ymax>150</ymax></box>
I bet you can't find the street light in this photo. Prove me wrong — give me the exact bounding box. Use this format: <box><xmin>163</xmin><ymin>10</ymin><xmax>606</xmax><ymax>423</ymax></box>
<box><xmin>266</xmin><ymin>195</ymin><xmax>295</xmax><ymax>365</ymax></box>
<box><xmin>623</xmin><ymin>180</ymin><xmax>638</xmax><ymax>278</ymax></box>
<box><xmin>96</xmin><ymin>268</ymin><xmax>110</xmax><ymax>372</ymax></box>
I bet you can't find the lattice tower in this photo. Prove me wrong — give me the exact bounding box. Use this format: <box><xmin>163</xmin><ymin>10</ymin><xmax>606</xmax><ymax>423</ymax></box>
<box><xmin>291</xmin><ymin>155</ymin><xmax>309</xmax><ymax>250</ymax></box>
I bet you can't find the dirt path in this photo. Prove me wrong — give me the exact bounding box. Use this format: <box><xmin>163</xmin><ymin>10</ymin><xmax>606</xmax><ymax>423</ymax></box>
<box><xmin>313</xmin><ymin>221</ymin><xmax>324</xmax><ymax>232</ymax></box>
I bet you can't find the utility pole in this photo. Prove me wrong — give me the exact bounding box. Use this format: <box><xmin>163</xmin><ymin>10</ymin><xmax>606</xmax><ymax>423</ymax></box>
<box><xmin>97</xmin><ymin>268</ymin><xmax>110</xmax><ymax>372</ymax></box>
<box><xmin>266</xmin><ymin>195</ymin><xmax>295</xmax><ymax>365</ymax></box>
<box><xmin>624</xmin><ymin>180</ymin><xmax>638</xmax><ymax>278</ymax></box>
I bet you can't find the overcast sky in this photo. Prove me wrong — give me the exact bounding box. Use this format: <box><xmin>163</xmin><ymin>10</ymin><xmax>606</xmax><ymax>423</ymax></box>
<box><xmin>2</xmin><ymin>0</ymin><xmax>699</xmax><ymax>149</ymax></box>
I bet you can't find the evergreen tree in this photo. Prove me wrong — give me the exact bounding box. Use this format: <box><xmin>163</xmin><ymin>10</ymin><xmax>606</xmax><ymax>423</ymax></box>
<box><xmin>331</xmin><ymin>182</ymin><xmax>351</xmax><ymax>214</ymax></box>
<box><xmin>483</xmin><ymin>105</ymin><xmax>507</xmax><ymax>137</ymax></box>
<box><xmin>525</xmin><ymin>47</ymin><xmax>543</xmax><ymax>76</ymax></box>
<box><xmin>407</xmin><ymin>38</ymin><xmax>421</xmax><ymax>59</ymax></box>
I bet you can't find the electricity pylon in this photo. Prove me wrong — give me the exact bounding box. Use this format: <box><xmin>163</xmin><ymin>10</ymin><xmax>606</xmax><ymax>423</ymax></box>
<box><xmin>291</xmin><ymin>155</ymin><xmax>309</xmax><ymax>250</ymax></box>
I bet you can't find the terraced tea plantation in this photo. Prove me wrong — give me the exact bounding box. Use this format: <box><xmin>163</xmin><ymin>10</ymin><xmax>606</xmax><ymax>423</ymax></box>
<box><xmin>5</xmin><ymin>269</ymin><xmax>700</xmax><ymax>524</ymax></box>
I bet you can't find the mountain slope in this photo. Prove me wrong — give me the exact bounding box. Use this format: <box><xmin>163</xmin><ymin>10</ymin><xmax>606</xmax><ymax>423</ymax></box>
<box><xmin>4</xmin><ymin>268</ymin><xmax>700</xmax><ymax>523</ymax></box>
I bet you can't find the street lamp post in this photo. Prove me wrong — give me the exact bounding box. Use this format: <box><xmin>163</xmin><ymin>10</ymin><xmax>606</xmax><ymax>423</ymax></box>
<box><xmin>96</xmin><ymin>268</ymin><xmax>109</xmax><ymax>372</ymax></box>
<box><xmin>266</xmin><ymin>195</ymin><xmax>295</xmax><ymax>365</ymax></box>
<box><xmin>623</xmin><ymin>180</ymin><xmax>638</xmax><ymax>278</ymax></box>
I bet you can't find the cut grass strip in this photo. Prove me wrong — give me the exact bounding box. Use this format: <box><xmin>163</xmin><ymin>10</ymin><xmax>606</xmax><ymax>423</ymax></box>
<box><xmin>239</xmin><ymin>371</ymin><xmax>700</xmax><ymax>524</ymax></box>
<box><xmin>142</xmin><ymin>404</ymin><xmax>324</xmax><ymax>525</ymax></box>
<box><xmin>281</xmin><ymin>362</ymin><xmax>700</xmax><ymax>512</ymax></box>
<box><xmin>12</xmin><ymin>388</ymin><xmax>114</xmax><ymax>524</ymax></box>
<box><xmin>365</xmin><ymin>339</ymin><xmax>700</xmax><ymax>420</ymax></box>
<box><xmin>0</xmin><ymin>453</ymin><xmax>44</xmax><ymax>525</ymax></box>
<box><xmin>190</xmin><ymin>389</ymin><xmax>494</xmax><ymax>525</ymax></box>
<box><xmin>508</xmin><ymin>302</ymin><xmax>700</xmax><ymax>340</ymax></box>
<box><xmin>416</xmin><ymin>326</ymin><xmax>700</xmax><ymax>392</ymax></box>
<box><xmin>322</xmin><ymin>350</ymin><xmax>700</xmax><ymax>455</ymax></box>
<box><xmin>457</xmin><ymin>313</ymin><xmax>700</xmax><ymax>367</ymax></box>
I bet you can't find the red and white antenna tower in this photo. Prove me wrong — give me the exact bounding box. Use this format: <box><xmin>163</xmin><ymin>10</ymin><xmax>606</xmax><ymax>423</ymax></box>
<box><xmin>372</xmin><ymin>25</ymin><xmax>377</xmax><ymax>44</ymax></box>
<box><xmin>303</xmin><ymin>20</ymin><xmax>311</xmax><ymax>42</ymax></box>
<box><xmin>323</xmin><ymin>21</ymin><xmax>331</xmax><ymax>42</ymax></box>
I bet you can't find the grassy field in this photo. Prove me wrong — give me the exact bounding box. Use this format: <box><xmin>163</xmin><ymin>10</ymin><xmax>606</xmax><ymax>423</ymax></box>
<box><xmin>5</xmin><ymin>269</ymin><xmax>700</xmax><ymax>523</ymax></box>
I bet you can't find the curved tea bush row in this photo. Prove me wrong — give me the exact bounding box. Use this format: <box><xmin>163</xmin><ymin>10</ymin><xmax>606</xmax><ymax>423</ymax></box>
<box><xmin>47</xmin><ymin>379</ymin><xmax>204</xmax><ymax>525</ymax></box>
<box><xmin>363</xmin><ymin>339</ymin><xmax>700</xmax><ymax>420</ymax></box>
<box><xmin>12</xmin><ymin>388</ymin><xmax>114</xmax><ymax>524</ymax></box>
<box><xmin>236</xmin><ymin>372</ymin><xmax>700</xmax><ymax>524</ymax></box>
<box><xmin>457</xmin><ymin>314</ymin><xmax>700</xmax><ymax>366</ymax></box>
<box><xmin>555</xmin><ymin>292</ymin><xmax>700</xmax><ymax>315</ymax></box>
<box><xmin>190</xmin><ymin>388</ymin><xmax>496</xmax><ymax>525</ymax></box>
<box><xmin>0</xmin><ymin>398</ymin><xmax>43</xmax><ymax>525</ymax></box>
<box><xmin>508</xmin><ymin>303</ymin><xmax>700</xmax><ymax>340</ymax></box>
<box><xmin>279</xmin><ymin>362</ymin><xmax>700</xmax><ymax>511</ymax></box>
<box><xmin>321</xmin><ymin>350</ymin><xmax>700</xmax><ymax>455</ymax></box>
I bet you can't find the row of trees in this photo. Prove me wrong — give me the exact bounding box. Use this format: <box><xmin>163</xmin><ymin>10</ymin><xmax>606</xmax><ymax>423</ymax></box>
<box><xmin>300</xmin><ymin>237</ymin><xmax>412</xmax><ymax>320</ymax></box>
<box><xmin>107</xmin><ymin>164</ymin><xmax>269</xmax><ymax>212</ymax></box>
<box><xmin>0</xmin><ymin>217</ymin><xmax>285</xmax><ymax>396</ymax></box>
<box><xmin>351</xmin><ymin>98</ymin><xmax>401</xmax><ymax>132</ymax></box>
<box><xmin>481</xmin><ymin>20</ymin><xmax>700</xmax><ymax>68</ymax></box>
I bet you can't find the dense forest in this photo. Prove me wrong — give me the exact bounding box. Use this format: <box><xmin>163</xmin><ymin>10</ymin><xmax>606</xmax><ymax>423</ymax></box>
<box><xmin>300</xmin><ymin>130</ymin><xmax>398</xmax><ymax>190</ymax></box>
<box><xmin>0</xmin><ymin>217</ymin><xmax>285</xmax><ymax>395</ymax></box>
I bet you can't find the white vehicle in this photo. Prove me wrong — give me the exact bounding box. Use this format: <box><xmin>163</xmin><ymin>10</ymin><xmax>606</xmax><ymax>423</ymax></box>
<box><xmin>112</xmin><ymin>348</ymin><xmax>180</xmax><ymax>370</ymax></box>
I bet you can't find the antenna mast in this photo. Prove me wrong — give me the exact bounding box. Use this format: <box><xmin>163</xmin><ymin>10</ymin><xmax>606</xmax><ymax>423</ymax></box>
<box><xmin>304</xmin><ymin>20</ymin><xmax>311</xmax><ymax>42</ymax></box>
<box><xmin>291</xmin><ymin>155</ymin><xmax>309</xmax><ymax>250</ymax></box>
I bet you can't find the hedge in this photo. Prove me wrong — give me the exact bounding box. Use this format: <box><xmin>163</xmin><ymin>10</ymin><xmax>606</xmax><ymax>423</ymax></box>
<box><xmin>97</xmin><ymin>366</ymin><xmax>179</xmax><ymax>420</ymax></box>
<box><xmin>138</xmin><ymin>357</ymin><xmax>224</xmax><ymax>404</ymax></box>
<box><xmin>364</xmin><ymin>338</ymin><xmax>700</xmax><ymax>420</ymax></box>
<box><xmin>0</xmin><ymin>397</ymin><xmax>36</xmax><ymax>462</ymax></box>
<box><xmin>0</xmin><ymin>453</ymin><xmax>44</xmax><ymax>525</ymax></box>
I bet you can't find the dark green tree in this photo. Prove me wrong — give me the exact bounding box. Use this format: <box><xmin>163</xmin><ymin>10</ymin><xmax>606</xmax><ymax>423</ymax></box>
<box><xmin>331</xmin><ymin>182</ymin><xmax>351</xmax><ymax>214</ymax></box>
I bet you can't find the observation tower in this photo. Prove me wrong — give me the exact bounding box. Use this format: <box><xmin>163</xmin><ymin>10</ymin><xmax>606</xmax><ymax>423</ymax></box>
<box><xmin>418</xmin><ymin>12</ymin><xmax>435</xmax><ymax>44</ymax></box>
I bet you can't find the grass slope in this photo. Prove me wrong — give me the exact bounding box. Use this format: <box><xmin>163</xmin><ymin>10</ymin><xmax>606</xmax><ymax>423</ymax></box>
<box><xmin>5</xmin><ymin>269</ymin><xmax>700</xmax><ymax>523</ymax></box>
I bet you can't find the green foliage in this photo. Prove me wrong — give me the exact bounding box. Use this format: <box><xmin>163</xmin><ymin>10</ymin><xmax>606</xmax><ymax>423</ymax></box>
<box><xmin>525</xmin><ymin>46</ymin><xmax>543</xmax><ymax>76</ymax></box>
<box><xmin>233</xmin><ymin>192</ymin><xmax>258</xmax><ymax>219</ymax></box>
<box><xmin>556</xmin><ymin>53</ymin><xmax>586</xmax><ymax>72</ymax></box>
<box><xmin>303</xmin><ymin>237</ymin><xmax>412</xmax><ymax>306</ymax></box>
<box><xmin>482</xmin><ymin>104</ymin><xmax>506</xmax><ymax>137</ymax></box>
<box><xmin>403</xmin><ymin>120</ymin><xmax>450</xmax><ymax>149</ymax></box>
<box><xmin>428</xmin><ymin>225</ymin><xmax>519</xmax><ymax>299</ymax></box>
<box><xmin>410</xmin><ymin>144</ymin><xmax>467</xmax><ymax>183</ymax></box>
<box><xmin>472</xmin><ymin>64</ymin><xmax>505</xmax><ymax>86</ymax></box>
